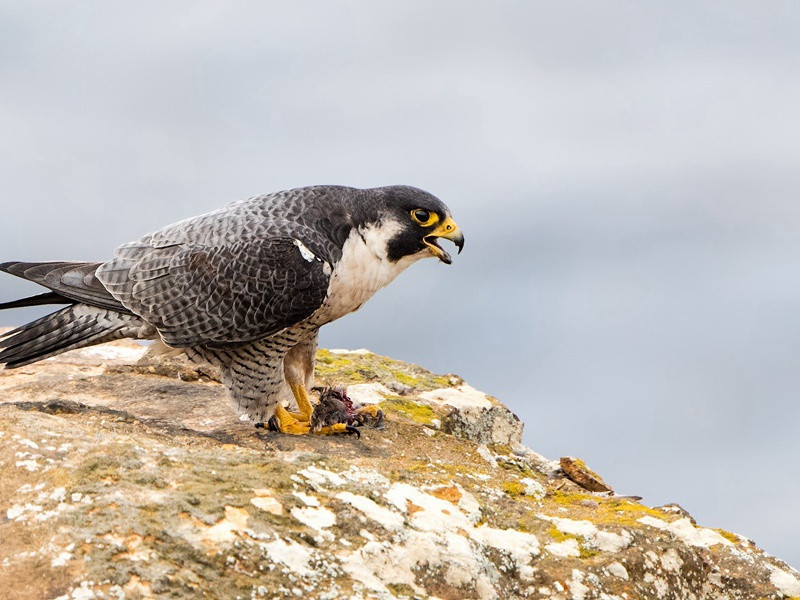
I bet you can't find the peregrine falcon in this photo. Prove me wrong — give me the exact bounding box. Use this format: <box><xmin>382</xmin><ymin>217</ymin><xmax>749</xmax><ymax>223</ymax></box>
<box><xmin>0</xmin><ymin>185</ymin><xmax>464</xmax><ymax>435</ymax></box>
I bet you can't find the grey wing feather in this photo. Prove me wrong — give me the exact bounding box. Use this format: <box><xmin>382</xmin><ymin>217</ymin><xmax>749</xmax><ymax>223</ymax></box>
<box><xmin>96</xmin><ymin>199</ymin><xmax>333</xmax><ymax>348</ymax></box>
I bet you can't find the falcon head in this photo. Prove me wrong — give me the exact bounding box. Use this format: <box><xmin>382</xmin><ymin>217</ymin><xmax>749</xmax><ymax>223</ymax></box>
<box><xmin>369</xmin><ymin>186</ymin><xmax>465</xmax><ymax>265</ymax></box>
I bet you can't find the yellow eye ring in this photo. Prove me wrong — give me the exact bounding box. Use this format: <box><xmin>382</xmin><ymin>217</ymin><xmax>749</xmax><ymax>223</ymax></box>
<box><xmin>411</xmin><ymin>209</ymin><xmax>439</xmax><ymax>227</ymax></box>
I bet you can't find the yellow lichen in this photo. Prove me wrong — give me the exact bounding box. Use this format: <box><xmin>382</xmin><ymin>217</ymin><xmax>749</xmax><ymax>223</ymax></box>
<box><xmin>609</xmin><ymin>500</ymin><xmax>669</xmax><ymax>519</ymax></box>
<box><xmin>547</xmin><ymin>490</ymin><xmax>595</xmax><ymax>506</ymax></box>
<box><xmin>502</xmin><ymin>481</ymin><xmax>526</xmax><ymax>496</ymax></box>
<box><xmin>714</xmin><ymin>528</ymin><xmax>741</xmax><ymax>545</ymax></box>
<box><xmin>314</xmin><ymin>349</ymin><xmax>454</xmax><ymax>391</ymax></box>
<box><xmin>488</xmin><ymin>444</ymin><xmax>512</xmax><ymax>456</ymax></box>
<box><xmin>379</xmin><ymin>398</ymin><xmax>437</xmax><ymax>425</ymax></box>
<box><xmin>546</xmin><ymin>527</ymin><xmax>597</xmax><ymax>558</ymax></box>
<box><xmin>547</xmin><ymin>526</ymin><xmax>571</xmax><ymax>542</ymax></box>
<box><xmin>430</xmin><ymin>375</ymin><xmax>453</xmax><ymax>387</ymax></box>
<box><xmin>390</xmin><ymin>370</ymin><xmax>420</xmax><ymax>387</ymax></box>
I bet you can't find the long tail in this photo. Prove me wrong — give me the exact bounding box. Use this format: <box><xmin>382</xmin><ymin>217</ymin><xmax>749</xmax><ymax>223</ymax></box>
<box><xmin>0</xmin><ymin>261</ymin><xmax>154</xmax><ymax>368</ymax></box>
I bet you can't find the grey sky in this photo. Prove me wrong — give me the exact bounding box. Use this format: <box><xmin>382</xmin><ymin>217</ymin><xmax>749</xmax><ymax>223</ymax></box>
<box><xmin>1</xmin><ymin>2</ymin><xmax>799</xmax><ymax>567</ymax></box>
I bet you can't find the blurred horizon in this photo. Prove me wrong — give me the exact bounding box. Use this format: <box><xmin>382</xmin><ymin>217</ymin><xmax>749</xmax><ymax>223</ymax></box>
<box><xmin>1</xmin><ymin>1</ymin><xmax>798</xmax><ymax>568</ymax></box>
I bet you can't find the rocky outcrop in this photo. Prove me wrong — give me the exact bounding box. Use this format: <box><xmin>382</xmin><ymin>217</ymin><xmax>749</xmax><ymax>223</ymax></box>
<box><xmin>1</xmin><ymin>337</ymin><xmax>799</xmax><ymax>600</ymax></box>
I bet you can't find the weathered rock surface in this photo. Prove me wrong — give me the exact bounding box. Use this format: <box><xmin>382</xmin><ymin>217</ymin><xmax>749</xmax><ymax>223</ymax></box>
<box><xmin>1</xmin><ymin>337</ymin><xmax>799</xmax><ymax>600</ymax></box>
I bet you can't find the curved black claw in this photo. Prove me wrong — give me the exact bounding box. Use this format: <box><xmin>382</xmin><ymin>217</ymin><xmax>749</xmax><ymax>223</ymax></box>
<box><xmin>345</xmin><ymin>425</ymin><xmax>361</xmax><ymax>438</ymax></box>
<box><xmin>254</xmin><ymin>421</ymin><xmax>266</xmax><ymax>429</ymax></box>
<box><xmin>266</xmin><ymin>416</ymin><xmax>280</xmax><ymax>432</ymax></box>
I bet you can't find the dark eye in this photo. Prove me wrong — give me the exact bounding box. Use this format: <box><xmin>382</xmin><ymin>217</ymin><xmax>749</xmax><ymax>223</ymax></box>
<box><xmin>411</xmin><ymin>209</ymin><xmax>437</xmax><ymax>226</ymax></box>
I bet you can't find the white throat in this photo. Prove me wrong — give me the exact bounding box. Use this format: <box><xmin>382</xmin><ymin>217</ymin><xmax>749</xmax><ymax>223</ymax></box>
<box><xmin>313</xmin><ymin>222</ymin><xmax>426</xmax><ymax>324</ymax></box>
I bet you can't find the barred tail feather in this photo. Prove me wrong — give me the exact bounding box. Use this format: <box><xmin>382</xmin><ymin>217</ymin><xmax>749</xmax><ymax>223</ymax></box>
<box><xmin>0</xmin><ymin>291</ymin><xmax>74</xmax><ymax>311</ymax></box>
<box><xmin>0</xmin><ymin>261</ymin><xmax>129</xmax><ymax>313</ymax></box>
<box><xmin>0</xmin><ymin>305</ymin><xmax>155</xmax><ymax>368</ymax></box>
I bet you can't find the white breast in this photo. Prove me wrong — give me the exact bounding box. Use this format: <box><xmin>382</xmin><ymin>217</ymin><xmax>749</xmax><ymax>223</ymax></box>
<box><xmin>312</xmin><ymin>223</ymin><xmax>426</xmax><ymax>325</ymax></box>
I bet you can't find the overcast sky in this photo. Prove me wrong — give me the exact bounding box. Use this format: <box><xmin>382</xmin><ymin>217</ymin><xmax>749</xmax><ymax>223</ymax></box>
<box><xmin>1</xmin><ymin>1</ymin><xmax>799</xmax><ymax>568</ymax></box>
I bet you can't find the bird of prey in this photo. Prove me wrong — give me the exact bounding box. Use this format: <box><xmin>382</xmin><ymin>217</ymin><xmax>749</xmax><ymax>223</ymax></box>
<box><xmin>0</xmin><ymin>185</ymin><xmax>463</xmax><ymax>435</ymax></box>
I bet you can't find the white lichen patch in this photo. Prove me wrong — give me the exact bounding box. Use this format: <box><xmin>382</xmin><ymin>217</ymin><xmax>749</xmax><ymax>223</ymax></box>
<box><xmin>7</xmin><ymin>503</ymin><xmax>43</xmax><ymax>521</ymax></box>
<box><xmin>250</xmin><ymin>496</ymin><xmax>284</xmax><ymax>515</ymax></box>
<box><xmin>476</xmin><ymin>445</ymin><xmax>498</xmax><ymax>468</ymax></box>
<box><xmin>297</xmin><ymin>466</ymin><xmax>347</xmax><ymax>488</ymax></box>
<box><xmin>285</xmin><ymin>480</ymin><xmax>540</xmax><ymax>597</ymax></box>
<box><xmin>327</xmin><ymin>348</ymin><xmax>371</xmax><ymax>355</ymax></box>
<box><xmin>568</xmin><ymin>569</ymin><xmax>590</xmax><ymax>600</ymax></box>
<box><xmin>340</xmin><ymin>466</ymin><xmax>391</xmax><ymax>488</ymax></box>
<box><xmin>292</xmin><ymin>491</ymin><xmax>321</xmax><ymax>507</ymax></box>
<box><xmin>637</xmin><ymin>517</ymin><xmax>732</xmax><ymax>548</ymax></box>
<box><xmin>454</xmin><ymin>486</ymin><xmax>482</xmax><ymax>523</ymax></box>
<box><xmin>261</xmin><ymin>537</ymin><xmax>314</xmax><ymax>577</ymax></box>
<box><xmin>54</xmin><ymin>580</ymin><xmax>96</xmax><ymax>600</ymax></box>
<box><xmin>290</xmin><ymin>506</ymin><xmax>337</xmax><ymax>530</ymax></box>
<box><xmin>194</xmin><ymin>506</ymin><xmax>250</xmax><ymax>544</ymax></box>
<box><xmin>51</xmin><ymin>549</ymin><xmax>73</xmax><ymax>567</ymax></box>
<box><xmin>471</xmin><ymin>525</ymin><xmax>541</xmax><ymax>563</ymax></box>
<box><xmin>385</xmin><ymin>483</ymin><xmax>473</xmax><ymax>533</ymax></box>
<box><xmin>419</xmin><ymin>384</ymin><xmax>492</xmax><ymax>410</ymax></box>
<box><xmin>49</xmin><ymin>487</ymin><xmax>67</xmax><ymax>502</ymax></box>
<box><xmin>660</xmin><ymin>548</ymin><xmax>683</xmax><ymax>572</ymax></box>
<box><xmin>606</xmin><ymin>561</ymin><xmax>629</xmax><ymax>579</ymax></box>
<box><xmin>15</xmin><ymin>457</ymin><xmax>41</xmax><ymax>472</ymax></box>
<box><xmin>336</xmin><ymin>492</ymin><xmax>404</xmax><ymax>530</ymax></box>
<box><xmin>539</xmin><ymin>515</ymin><xmax>632</xmax><ymax>553</ymax></box>
<box><xmin>346</xmin><ymin>383</ymin><xmax>393</xmax><ymax>405</ymax></box>
<box><xmin>520</xmin><ymin>477</ymin><xmax>546</xmax><ymax>499</ymax></box>
<box><xmin>339</xmin><ymin>530</ymin><xmax>487</xmax><ymax>599</ymax></box>
<box><xmin>768</xmin><ymin>565</ymin><xmax>800</xmax><ymax>596</ymax></box>
<box><xmin>544</xmin><ymin>538</ymin><xmax>581</xmax><ymax>558</ymax></box>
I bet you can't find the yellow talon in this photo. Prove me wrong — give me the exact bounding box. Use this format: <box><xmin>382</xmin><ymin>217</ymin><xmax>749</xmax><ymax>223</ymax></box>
<box><xmin>314</xmin><ymin>423</ymin><xmax>360</xmax><ymax>438</ymax></box>
<box><xmin>272</xmin><ymin>403</ymin><xmax>311</xmax><ymax>435</ymax></box>
<box><xmin>289</xmin><ymin>383</ymin><xmax>314</xmax><ymax>421</ymax></box>
<box><xmin>268</xmin><ymin>384</ymin><xmax>364</xmax><ymax>437</ymax></box>
<box><xmin>316</xmin><ymin>423</ymin><xmax>349</xmax><ymax>435</ymax></box>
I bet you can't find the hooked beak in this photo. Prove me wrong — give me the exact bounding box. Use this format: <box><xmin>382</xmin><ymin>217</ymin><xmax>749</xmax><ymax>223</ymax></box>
<box><xmin>423</xmin><ymin>217</ymin><xmax>464</xmax><ymax>265</ymax></box>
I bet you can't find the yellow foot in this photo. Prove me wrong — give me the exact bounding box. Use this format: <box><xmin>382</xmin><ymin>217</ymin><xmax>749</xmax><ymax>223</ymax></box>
<box><xmin>262</xmin><ymin>384</ymin><xmax>360</xmax><ymax>436</ymax></box>
<box><xmin>264</xmin><ymin>384</ymin><xmax>314</xmax><ymax>435</ymax></box>
<box><xmin>288</xmin><ymin>383</ymin><xmax>314</xmax><ymax>421</ymax></box>
<box><xmin>266</xmin><ymin>403</ymin><xmax>310</xmax><ymax>435</ymax></box>
<box><xmin>315</xmin><ymin>423</ymin><xmax>361</xmax><ymax>438</ymax></box>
